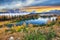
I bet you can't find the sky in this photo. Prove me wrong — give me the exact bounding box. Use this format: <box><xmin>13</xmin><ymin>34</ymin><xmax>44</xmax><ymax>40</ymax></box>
<box><xmin>0</xmin><ymin>0</ymin><xmax>60</xmax><ymax>9</ymax></box>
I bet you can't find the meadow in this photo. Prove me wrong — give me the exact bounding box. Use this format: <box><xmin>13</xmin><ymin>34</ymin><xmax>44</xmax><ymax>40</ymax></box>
<box><xmin>0</xmin><ymin>15</ymin><xmax>60</xmax><ymax>40</ymax></box>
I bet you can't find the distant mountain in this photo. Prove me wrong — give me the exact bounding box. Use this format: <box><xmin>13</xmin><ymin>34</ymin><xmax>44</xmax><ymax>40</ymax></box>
<box><xmin>0</xmin><ymin>9</ymin><xmax>60</xmax><ymax>15</ymax></box>
<box><xmin>30</xmin><ymin>10</ymin><xmax>36</xmax><ymax>14</ymax></box>
<box><xmin>41</xmin><ymin>10</ymin><xmax>60</xmax><ymax>15</ymax></box>
<box><xmin>50</xmin><ymin>10</ymin><xmax>60</xmax><ymax>13</ymax></box>
<box><xmin>7</xmin><ymin>9</ymin><xmax>20</xmax><ymax>13</ymax></box>
<box><xmin>0</xmin><ymin>9</ymin><xmax>29</xmax><ymax>13</ymax></box>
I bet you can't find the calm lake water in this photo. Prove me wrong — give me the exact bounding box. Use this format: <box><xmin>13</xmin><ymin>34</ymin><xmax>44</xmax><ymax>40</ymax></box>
<box><xmin>6</xmin><ymin>17</ymin><xmax>57</xmax><ymax>27</ymax></box>
<box><xmin>17</xmin><ymin>17</ymin><xmax>57</xmax><ymax>25</ymax></box>
<box><xmin>16</xmin><ymin>17</ymin><xmax>49</xmax><ymax>25</ymax></box>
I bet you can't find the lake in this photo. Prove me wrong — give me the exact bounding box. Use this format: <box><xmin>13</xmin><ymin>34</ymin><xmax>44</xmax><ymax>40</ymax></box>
<box><xmin>6</xmin><ymin>17</ymin><xmax>57</xmax><ymax>27</ymax></box>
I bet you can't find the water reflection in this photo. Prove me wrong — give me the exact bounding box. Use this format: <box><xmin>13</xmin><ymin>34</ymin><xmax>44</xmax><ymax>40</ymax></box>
<box><xmin>6</xmin><ymin>17</ymin><xmax>57</xmax><ymax>27</ymax></box>
<box><xmin>16</xmin><ymin>17</ymin><xmax>57</xmax><ymax>25</ymax></box>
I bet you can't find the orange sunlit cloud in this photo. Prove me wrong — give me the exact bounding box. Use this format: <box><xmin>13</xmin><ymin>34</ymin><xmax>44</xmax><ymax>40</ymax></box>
<box><xmin>20</xmin><ymin>6</ymin><xmax>60</xmax><ymax>13</ymax></box>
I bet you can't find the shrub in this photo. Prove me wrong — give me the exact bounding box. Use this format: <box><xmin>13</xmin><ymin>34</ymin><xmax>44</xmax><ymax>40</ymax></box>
<box><xmin>24</xmin><ymin>31</ymin><xmax>47</xmax><ymax>40</ymax></box>
<box><xmin>23</xmin><ymin>28</ymin><xmax>56</xmax><ymax>40</ymax></box>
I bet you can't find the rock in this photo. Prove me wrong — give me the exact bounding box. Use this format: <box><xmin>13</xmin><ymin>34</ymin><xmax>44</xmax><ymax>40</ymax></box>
<box><xmin>9</xmin><ymin>36</ymin><xmax>14</xmax><ymax>40</ymax></box>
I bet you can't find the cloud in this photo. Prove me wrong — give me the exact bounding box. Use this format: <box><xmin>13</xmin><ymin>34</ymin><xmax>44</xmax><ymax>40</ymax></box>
<box><xmin>0</xmin><ymin>0</ymin><xmax>60</xmax><ymax>9</ymax></box>
<box><xmin>0</xmin><ymin>0</ymin><xmax>48</xmax><ymax>9</ymax></box>
<box><xmin>30</xmin><ymin>0</ymin><xmax>48</xmax><ymax>6</ymax></box>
